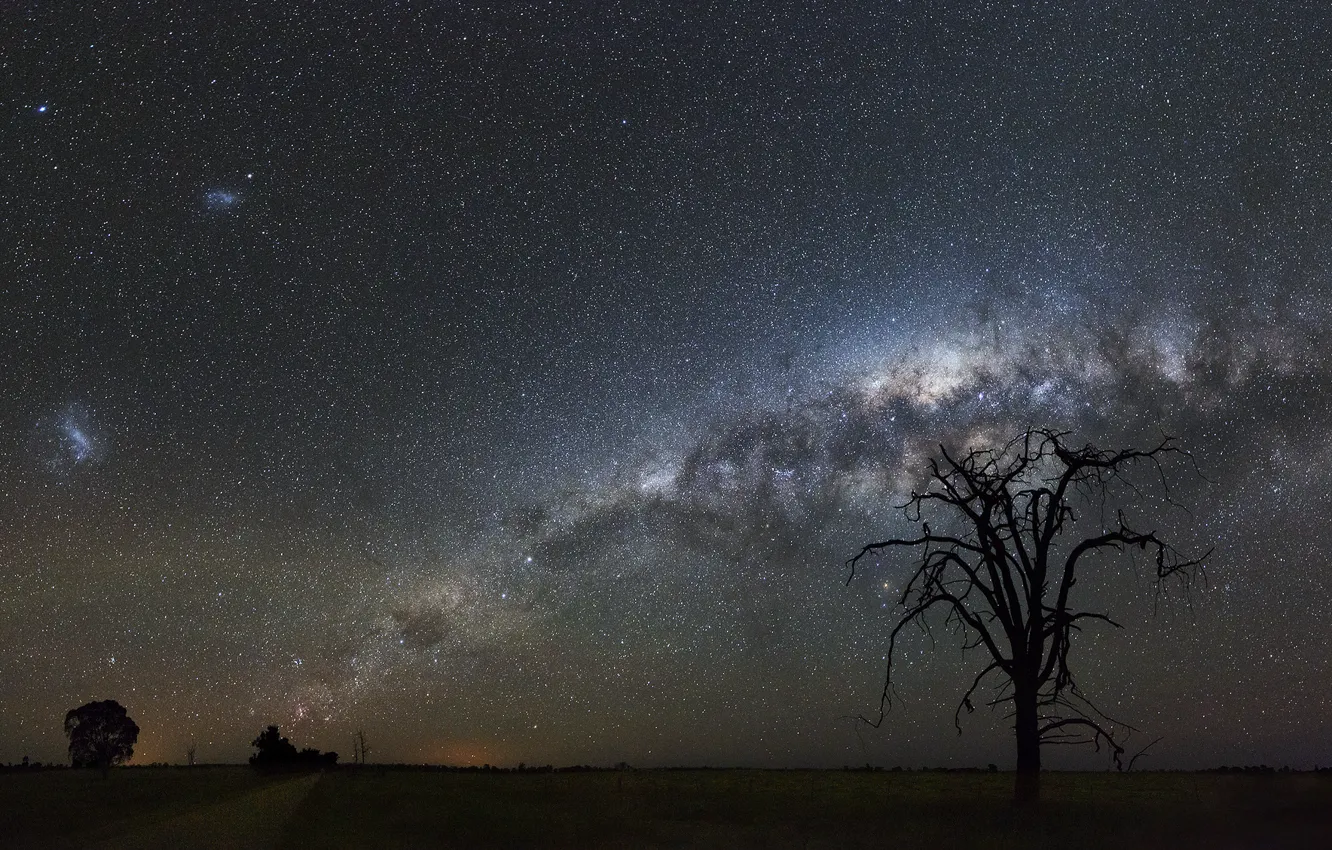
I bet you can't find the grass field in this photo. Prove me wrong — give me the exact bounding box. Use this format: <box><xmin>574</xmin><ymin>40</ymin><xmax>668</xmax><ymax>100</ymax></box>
<box><xmin>3</xmin><ymin>766</ymin><xmax>1329</xmax><ymax>848</ymax></box>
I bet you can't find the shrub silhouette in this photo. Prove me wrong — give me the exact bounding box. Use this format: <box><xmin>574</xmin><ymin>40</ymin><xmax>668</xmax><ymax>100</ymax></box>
<box><xmin>249</xmin><ymin>725</ymin><xmax>337</xmax><ymax>770</ymax></box>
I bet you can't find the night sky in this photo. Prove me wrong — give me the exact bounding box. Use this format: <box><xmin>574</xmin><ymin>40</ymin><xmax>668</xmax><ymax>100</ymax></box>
<box><xmin>4</xmin><ymin>2</ymin><xmax>1331</xmax><ymax>770</ymax></box>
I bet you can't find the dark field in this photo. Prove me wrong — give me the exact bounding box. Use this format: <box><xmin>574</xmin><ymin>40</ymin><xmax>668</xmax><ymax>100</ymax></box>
<box><xmin>4</xmin><ymin>766</ymin><xmax>1330</xmax><ymax>848</ymax></box>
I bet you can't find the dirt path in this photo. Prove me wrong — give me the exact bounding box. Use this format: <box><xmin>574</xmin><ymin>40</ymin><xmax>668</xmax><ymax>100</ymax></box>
<box><xmin>90</xmin><ymin>773</ymin><xmax>321</xmax><ymax>850</ymax></box>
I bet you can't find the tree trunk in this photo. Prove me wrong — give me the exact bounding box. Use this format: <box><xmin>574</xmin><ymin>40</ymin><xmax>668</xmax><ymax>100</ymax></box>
<box><xmin>1013</xmin><ymin>678</ymin><xmax>1041</xmax><ymax>805</ymax></box>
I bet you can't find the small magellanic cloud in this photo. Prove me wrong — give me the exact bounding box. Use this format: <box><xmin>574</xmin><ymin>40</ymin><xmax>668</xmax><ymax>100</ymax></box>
<box><xmin>204</xmin><ymin>188</ymin><xmax>242</xmax><ymax>211</ymax></box>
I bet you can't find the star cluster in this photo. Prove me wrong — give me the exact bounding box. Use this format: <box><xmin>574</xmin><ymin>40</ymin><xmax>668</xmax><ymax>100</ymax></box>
<box><xmin>3</xmin><ymin>2</ymin><xmax>1331</xmax><ymax>769</ymax></box>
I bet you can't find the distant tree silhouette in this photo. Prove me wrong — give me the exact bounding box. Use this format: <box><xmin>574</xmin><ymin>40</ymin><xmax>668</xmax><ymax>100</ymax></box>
<box><xmin>352</xmin><ymin>728</ymin><xmax>369</xmax><ymax>766</ymax></box>
<box><xmin>847</xmin><ymin>428</ymin><xmax>1208</xmax><ymax>805</ymax></box>
<box><xmin>249</xmin><ymin>725</ymin><xmax>338</xmax><ymax>770</ymax></box>
<box><xmin>250</xmin><ymin>725</ymin><xmax>299</xmax><ymax>764</ymax></box>
<box><xmin>64</xmin><ymin>700</ymin><xmax>139</xmax><ymax>775</ymax></box>
<box><xmin>186</xmin><ymin>739</ymin><xmax>197</xmax><ymax>767</ymax></box>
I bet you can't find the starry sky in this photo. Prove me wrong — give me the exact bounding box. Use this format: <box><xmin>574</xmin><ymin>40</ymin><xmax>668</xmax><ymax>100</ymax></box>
<box><xmin>4</xmin><ymin>1</ymin><xmax>1331</xmax><ymax>769</ymax></box>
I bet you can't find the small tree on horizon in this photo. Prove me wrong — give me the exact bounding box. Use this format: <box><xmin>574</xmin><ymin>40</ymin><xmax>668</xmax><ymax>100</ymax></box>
<box><xmin>847</xmin><ymin>428</ymin><xmax>1208</xmax><ymax>804</ymax></box>
<box><xmin>250</xmin><ymin>725</ymin><xmax>337</xmax><ymax>770</ymax></box>
<box><xmin>250</xmin><ymin>725</ymin><xmax>299</xmax><ymax>765</ymax></box>
<box><xmin>64</xmin><ymin>700</ymin><xmax>139</xmax><ymax>776</ymax></box>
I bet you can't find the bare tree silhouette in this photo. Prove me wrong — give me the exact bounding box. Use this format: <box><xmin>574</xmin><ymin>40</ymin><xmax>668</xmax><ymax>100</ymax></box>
<box><xmin>353</xmin><ymin>728</ymin><xmax>370</xmax><ymax>766</ymax></box>
<box><xmin>847</xmin><ymin>428</ymin><xmax>1208</xmax><ymax>804</ymax></box>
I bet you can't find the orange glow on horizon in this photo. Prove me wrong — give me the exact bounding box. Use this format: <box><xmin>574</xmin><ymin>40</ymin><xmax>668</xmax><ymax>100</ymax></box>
<box><xmin>423</xmin><ymin>739</ymin><xmax>506</xmax><ymax>767</ymax></box>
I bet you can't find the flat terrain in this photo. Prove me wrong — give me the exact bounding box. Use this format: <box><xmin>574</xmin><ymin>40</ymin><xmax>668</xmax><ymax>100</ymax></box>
<box><xmin>3</xmin><ymin>766</ymin><xmax>1329</xmax><ymax>848</ymax></box>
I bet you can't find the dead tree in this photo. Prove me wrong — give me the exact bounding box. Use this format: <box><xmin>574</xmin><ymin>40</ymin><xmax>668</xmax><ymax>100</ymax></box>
<box><xmin>847</xmin><ymin>428</ymin><xmax>1207</xmax><ymax>804</ymax></box>
<box><xmin>353</xmin><ymin>728</ymin><xmax>369</xmax><ymax>766</ymax></box>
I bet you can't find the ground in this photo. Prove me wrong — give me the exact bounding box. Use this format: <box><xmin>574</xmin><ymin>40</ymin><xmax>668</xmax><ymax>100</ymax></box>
<box><xmin>2</xmin><ymin>766</ymin><xmax>1328</xmax><ymax>848</ymax></box>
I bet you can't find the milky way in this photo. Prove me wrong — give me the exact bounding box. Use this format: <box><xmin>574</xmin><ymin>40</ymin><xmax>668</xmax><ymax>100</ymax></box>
<box><xmin>3</xmin><ymin>3</ymin><xmax>1331</xmax><ymax>769</ymax></box>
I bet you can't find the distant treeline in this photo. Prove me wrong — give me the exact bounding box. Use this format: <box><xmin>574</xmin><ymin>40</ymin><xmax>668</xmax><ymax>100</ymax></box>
<box><xmin>1208</xmin><ymin>765</ymin><xmax>1332</xmax><ymax>775</ymax></box>
<box><xmin>842</xmin><ymin>765</ymin><xmax>1000</xmax><ymax>773</ymax></box>
<box><xmin>6</xmin><ymin>760</ymin><xmax>1332</xmax><ymax>774</ymax></box>
<box><xmin>343</xmin><ymin>763</ymin><xmax>627</xmax><ymax>773</ymax></box>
